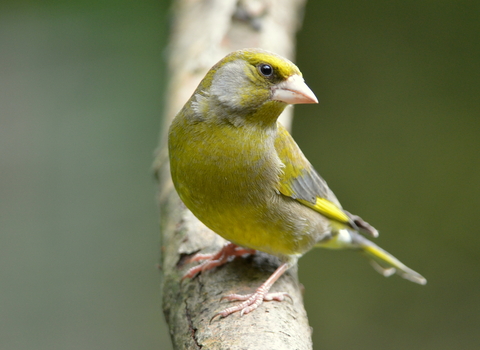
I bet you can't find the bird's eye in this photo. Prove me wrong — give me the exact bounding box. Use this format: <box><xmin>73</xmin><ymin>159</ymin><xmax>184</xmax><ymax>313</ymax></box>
<box><xmin>259</xmin><ymin>64</ymin><xmax>274</xmax><ymax>77</ymax></box>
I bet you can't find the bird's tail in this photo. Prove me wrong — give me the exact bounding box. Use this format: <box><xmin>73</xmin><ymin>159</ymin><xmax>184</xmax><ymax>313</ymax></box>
<box><xmin>353</xmin><ymin>233</ymin><xmax>427</xmax><ymax>285</ymax></box>
<box><xmin>317</xmin><ymin>229</ymin><xmax>427</xmax><ymax>285</ymax></box>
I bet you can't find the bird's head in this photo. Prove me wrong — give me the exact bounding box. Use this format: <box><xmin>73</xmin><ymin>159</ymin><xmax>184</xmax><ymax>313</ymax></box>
<box><xmin>192</xmin><ymin>49</ymin><xmax>318</xmax><ymax>126</ymax></box>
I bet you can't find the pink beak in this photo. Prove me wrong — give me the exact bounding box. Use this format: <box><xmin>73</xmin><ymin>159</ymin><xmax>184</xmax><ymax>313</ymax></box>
<box><xmin>271</xmin><ymin>75</ymin><xmax>318</xmax><ymax>105</ymax></box>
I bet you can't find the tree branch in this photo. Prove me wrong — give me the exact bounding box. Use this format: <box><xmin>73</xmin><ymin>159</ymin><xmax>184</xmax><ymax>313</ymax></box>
<box><xmin>155</xmin><ymin>1</ymin><xmax>312</xmax><ymax>349</ymax></box>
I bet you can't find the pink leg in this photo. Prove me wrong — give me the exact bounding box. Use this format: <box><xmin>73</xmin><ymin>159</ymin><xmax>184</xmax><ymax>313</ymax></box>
<box><xmin>183</xmin><ymin>242</ymin><xmax>255</xmax><ymax>279</ymax></box>
<box><xmin>213</xmin><ymin>262</ymin><xmax>291</xmax><ymax>319</ymax></box>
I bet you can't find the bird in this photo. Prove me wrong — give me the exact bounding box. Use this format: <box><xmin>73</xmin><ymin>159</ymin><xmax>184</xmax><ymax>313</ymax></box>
<box><xmin>168</xmin><ymin>48</ymin><xmax>426</xmax><ymax>318</ymax></box>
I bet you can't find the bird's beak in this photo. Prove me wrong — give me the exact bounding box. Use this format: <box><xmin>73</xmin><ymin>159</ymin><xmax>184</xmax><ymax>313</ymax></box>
<box><xmin>272</xmin><ymin>74</ymin><xmax>318</xmax><ymax>105</ymax></box>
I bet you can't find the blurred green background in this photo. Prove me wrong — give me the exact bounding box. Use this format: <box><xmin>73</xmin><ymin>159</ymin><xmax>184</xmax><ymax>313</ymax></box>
<box><xmin>1</xmin><ymin>1</ymin><xmax>479</xmax><ymax>350</ymax></box>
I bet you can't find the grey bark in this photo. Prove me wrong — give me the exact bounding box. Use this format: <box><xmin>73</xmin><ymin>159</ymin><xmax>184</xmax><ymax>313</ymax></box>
<box><xmin>155</xmin><ymin>1</ymin><xmax>313</xmax><ymax>349</ymax></box>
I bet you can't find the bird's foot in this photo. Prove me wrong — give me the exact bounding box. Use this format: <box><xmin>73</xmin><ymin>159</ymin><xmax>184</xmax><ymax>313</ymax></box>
<box><xmin>212</xmin><ymin>262</ymin><xmax>291</xmax><ymax>320</ymax></box>
<box><xmin>183</xmin><ymin>242</ymin><xmax>255</xmax><ymax>279</ymax></box>
<box><xmin>213</xmin><ymin>288</ymin><xmax>291</xmax><ymax>319</ymax></box>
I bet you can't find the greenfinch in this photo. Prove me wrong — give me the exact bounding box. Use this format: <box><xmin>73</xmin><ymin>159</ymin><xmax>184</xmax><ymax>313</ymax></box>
<box><xmin>168</xmin><ymin>48</ymin><xmax>426</xmax><ymax>318</ymax></box>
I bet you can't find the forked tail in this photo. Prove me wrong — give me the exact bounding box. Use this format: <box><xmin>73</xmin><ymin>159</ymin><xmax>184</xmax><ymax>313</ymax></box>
<box><xmin>353</xmin><ymin>233</ymin><xmax>427</xmax><ymax>285</ymax></box>
<box><xmin>317</xmin><ymin>229</ymin><xmax>427</xmax><ymax>285</ymax></box>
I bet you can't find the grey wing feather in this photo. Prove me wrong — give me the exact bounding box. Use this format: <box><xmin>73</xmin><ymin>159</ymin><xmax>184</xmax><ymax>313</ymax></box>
<box><xmin>290</xmin><ymin>165</ymin><xmax>343</xmax><ymax>208</ymax></box>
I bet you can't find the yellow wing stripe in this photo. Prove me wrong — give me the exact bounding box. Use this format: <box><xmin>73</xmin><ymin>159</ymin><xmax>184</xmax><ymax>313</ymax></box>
<box><xmin>299</xmin><ymin>197</ymin><xmax>350</xmax><ymax>224</ymax></box>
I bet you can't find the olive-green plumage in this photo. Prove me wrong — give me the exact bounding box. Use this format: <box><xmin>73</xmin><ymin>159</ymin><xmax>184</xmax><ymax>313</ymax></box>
<box><xmin>168</xmin><ymin>48</ymin><xmax>425</xmax><ymax>316</ymax></box>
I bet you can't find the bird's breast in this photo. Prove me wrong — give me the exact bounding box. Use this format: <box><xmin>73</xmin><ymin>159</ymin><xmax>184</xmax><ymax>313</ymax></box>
<box><xmin>171</xmin><ymin>122</ymin><xmax>280</xmax><ymax>207</ymax></box>
<box><xmin>169</xmin><ymin>119</ymin><xmax>319</xmax><ymax>257</ymax></box>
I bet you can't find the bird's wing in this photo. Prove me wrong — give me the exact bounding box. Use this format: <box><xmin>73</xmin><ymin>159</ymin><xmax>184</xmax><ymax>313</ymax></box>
<box><xmin>274</xmin><ymin>123</ymin><xmax>379</xmax><ymax>237</ymax></box>
<box><xmin>274</xmin><ymin>123</ymin><xmax>351</xmax><ymax>225</ymax></box>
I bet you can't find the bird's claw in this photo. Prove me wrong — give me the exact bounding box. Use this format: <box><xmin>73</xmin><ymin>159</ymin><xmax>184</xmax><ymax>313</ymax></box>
<box><xmin>213</xmin><ymin>290</ymin><xmax>290</xmax><ymax>319</ymax></box>
<box><xmin>182</xmin><ymin>242</ymin><xmax>255</xmax><ymax>279</ymax></box>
